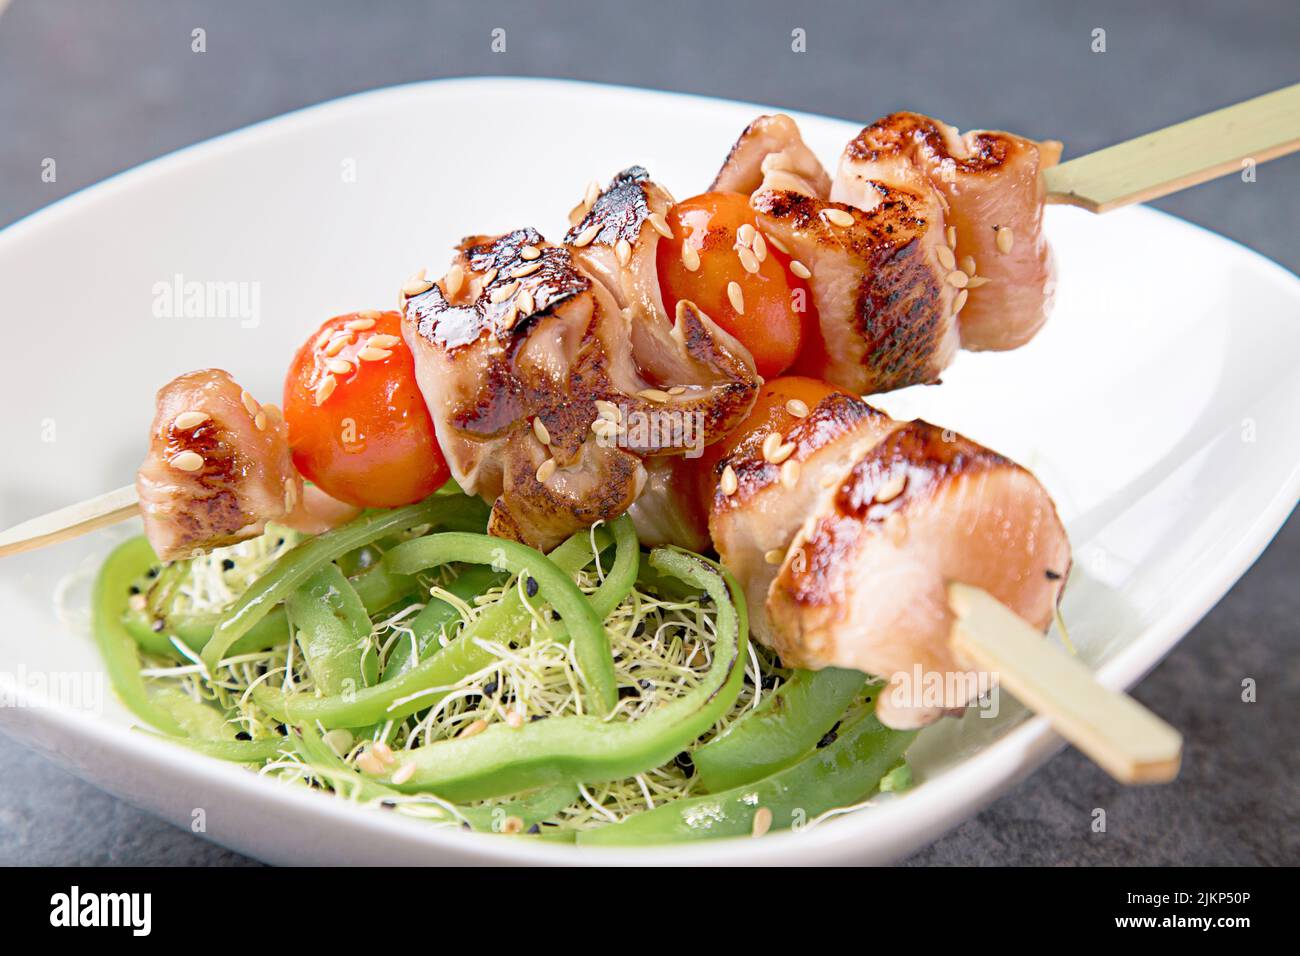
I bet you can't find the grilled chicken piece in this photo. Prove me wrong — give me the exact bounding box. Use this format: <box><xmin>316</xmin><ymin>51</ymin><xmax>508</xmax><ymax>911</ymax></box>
<box><xmin>842</xmin><ymin>112</ymin><xmax>1061</xmax><ymax>351</ymax></box>
<box><xmin>137</xmin><ymin>369</ymin><xmax>302</xmax><ymax>561</ymax></box>
<box><xmin>709</xmin><ymin>385</ymin><xmax>1069</xmax><ymax>729</ymax></box>
<box><xmin>751</xmin><ymin>171</ymin><xmax>961</xmax><ymax>394</ymax></box>
<box><xmin>402</xmin><ymin>202</ymin><xmax>759</xmax><ymax>551</ymax></box>
<box><xmin>711</xmin><ymin>113</ymin><xmax>832</xmax><ymax>199</ymax></box>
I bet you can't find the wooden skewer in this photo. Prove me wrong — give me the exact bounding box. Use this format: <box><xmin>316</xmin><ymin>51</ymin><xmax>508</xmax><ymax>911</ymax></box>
<box><xmin>949</xmin><ymin>582</ymin><xmax>1182</xmax><ymax>784</ymax></box>
<box><xmin>0</xmin><ymin>484</ymin><xmax>139</xmax><ymax>558</ymax></box>
<box><xmin>1045</xmin><ymin>82</ymin><xmax>1300</xmax><ymax>213</ymax></box>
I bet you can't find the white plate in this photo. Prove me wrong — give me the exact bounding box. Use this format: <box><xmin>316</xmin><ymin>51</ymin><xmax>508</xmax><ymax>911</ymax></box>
<box><xmin>1</xmin><ymin>78</ymin><xmax>1297</xmax><ymax>866</ymax></box>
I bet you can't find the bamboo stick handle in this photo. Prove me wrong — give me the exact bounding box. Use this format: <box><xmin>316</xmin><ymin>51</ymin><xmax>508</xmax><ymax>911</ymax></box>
<box><xmin>1044</xmin><ymin>82</ymin><xmax>1300</xmax><ymax>213</ymax></box>
<box><xmin>0</xmin><ymin>485</ymin><xmax>139</xmax><ymax>557</ymax></box>
<box><xmin>949</xmin><ymin>582</ymin><xmax>1182</xmax><ymax>784</ymax></box>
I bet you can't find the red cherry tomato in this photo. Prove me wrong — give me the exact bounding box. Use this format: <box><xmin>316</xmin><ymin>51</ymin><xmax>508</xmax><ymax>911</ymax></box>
<box><xmin>690</xmin><ymin>376</ymin><xmax>849</xmax><ymax>501</ymax></box>
<box><xmin>656</xmin><ymin>191</ymin><xmax>816</xmax><ymax>379</ymax></box>
<box><xmin>283</xmin><ymin>310</ymin><xmax>448</xmax><ymax>508</ymax></box>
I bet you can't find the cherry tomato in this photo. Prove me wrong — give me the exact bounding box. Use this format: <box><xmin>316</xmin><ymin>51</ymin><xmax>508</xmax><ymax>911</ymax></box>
<box><xmin>283</xmin><ymin>310</ymin><xmax>448</xmax><ymax>508</ymax></box>
<box><xmin>656</xmin><ymin>191</ymin><xmax>816</xmax><ymax>379</ymax></box>
<box><xmin>691</xmin><ymin>376</ymin><xmax>849</xmax><ymax>501</ymax></box>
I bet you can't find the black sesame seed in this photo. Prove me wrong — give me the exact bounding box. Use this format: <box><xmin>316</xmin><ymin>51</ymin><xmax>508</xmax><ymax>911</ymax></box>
<box><xmin>618</xmin><ymin>686</ymin><xmax>638</xmax><ymax>700</ymax></box>
<box><xmin>221</xmin><ymin>558</ymin><xmax>235</xmax><ymax>571</ymax></box>
<box><xmin>235</xmin><ymin>731</ymin><xmax>251</xmax><ymax>741</ymax></box>
<box><xmin>1045</xmin><ymin>569</ymin><xmax>1062</xmax><ymax>580</ymax></box>
<box><xmin>483</xmin><ymin>680</ymin><xmax>499</xmax><ymax>696</ymax></box>
<box><xmin>551</xmin><ymin>610</ymin><xmax>561</xmax><ymax>620</ymax></box>
<box><xmin>462</xmin><ymin>821</ymin><xmax>472</xmax><ymax>830</ymax></box>
<box><xmin>633</xmin><ymin>621</ymin><xmax>646</xmax><ymax>636</ymax></box>
<box><xmin>128</xmin><ymin>585</ymin><xmax>140</xmax><ymax>595</ymax></box>
<box><xmin>817</xmin><ymin>730</ymin><xmax>838</xmax><ymax>748</ymax></box>
<box><xmin>276</xmin><ymin>724</ymin><xmax>289</xmax><ymax>735</ymax></box>
<box><xmin>761</xmin><ymin>674</ymin><xmax>779</xmax><ymax>690</ymax></box>
<box><xmin>525</xmin><ymin>576</ymin><xmax>539</xmax><ymax>597</ymax></box>
<box><xmin>146</xmin><ymin>568</ymin><xmax>159</xmax><ymax>579</ymax></box>
<box><xmin>530</xmin><ymin>714</ymin><xmax>547</xmax><ymax>722</ymax></box>
<box><xmin>381</xmin><ymin>800</ymin><xmax>397</xmax><ymax>810</ymax></box>
<box><xmin>528</xmin><ymin>823</ymin><xmax>540</xmax><ymax>834</ymax></box>
<box><xmin>638</xmin><ymin>678</ymin><xmax>653</xmax><ymax>690</ymax></box>
<box><xmin>674</xmin><ymin>752</ymin><xmax>695</xmax><ymax>776</ymax></box>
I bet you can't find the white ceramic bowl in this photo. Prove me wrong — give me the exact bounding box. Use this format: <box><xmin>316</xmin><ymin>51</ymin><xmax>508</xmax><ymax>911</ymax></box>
<box><xmin>1</xmin><ymin>78</ymin><xmax>1297</xmax><ymax>865</ymax></box>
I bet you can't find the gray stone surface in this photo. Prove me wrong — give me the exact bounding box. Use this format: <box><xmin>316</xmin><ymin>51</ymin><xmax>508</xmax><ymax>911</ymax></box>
<box><xmin>0</xmin><ymin>0</ymin><xmax>1295</xmax><ymax>865</ymax></box>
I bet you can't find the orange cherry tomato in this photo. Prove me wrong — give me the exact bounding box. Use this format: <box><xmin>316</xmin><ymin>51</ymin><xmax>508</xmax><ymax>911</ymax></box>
<box><xmin>656</xmin><ymin>191</ymin><xmax>815</xmax><ymax>379</ymax></box>
<box><xmin>283</xmin><ymin>310</ymin><xmax>448</xmax><ymax>508</ymax></box>
<box><xmin>690</xmin><ymin>376</ymin><xmax>849</xmax><ymax>501</ymax></box>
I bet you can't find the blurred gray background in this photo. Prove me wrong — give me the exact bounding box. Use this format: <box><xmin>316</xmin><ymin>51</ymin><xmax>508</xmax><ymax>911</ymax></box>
<box><xmin>0</xmin><ymin>0</ymin><xmax>1296</xmax><ymax>865</ymax></box>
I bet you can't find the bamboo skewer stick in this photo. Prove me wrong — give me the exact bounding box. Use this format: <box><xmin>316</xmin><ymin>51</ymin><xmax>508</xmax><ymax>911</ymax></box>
<box><xmin>0</xmin><ymin>485</ymin><xmax>139</xmax><ymax>557</ymax></box>
<box><xmin>1044</xmin><ymin>82</ymin><xmax>1300</xmax><ymax>213</ymax></box>
<box><xmin>948</xmin><ymin>583</ymin><xmax>1182</xmax><ymax>784</ymax></box>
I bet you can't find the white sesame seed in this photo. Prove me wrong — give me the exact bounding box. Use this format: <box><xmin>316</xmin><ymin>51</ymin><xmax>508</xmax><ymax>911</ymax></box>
<box><xmin>764</xmin><ymin>232</ymin><xmax>791</xmax><ymax>256</ymax></box>
<box><xmin>510</xmin><ymin>261</ymin><xmax>542</xmax><ymax>279</ymax></box>
<box><xmin>764</xmin><ymin>548</ymin><xmax>784</xmax><ymax>566</ymax></box>
<box><xmin>770</xmin><ymin>441</ymin><xmax>796</xmax><ymax>464</ymax></box>
<box><xmin>345</xmin><ymin>316</ymin><xmax>376</xmax><ymax>331</ymax></box>
<box><xmin>789</xmin><ymin>259</ymin><xmax>811</xmax><ymax>280</ymax></box>
<box><xmin>668</xmin><ymin>385</ymin><xmax>686</xmax><ymax>395</ymax></box>
<box><xmin>996</xmin><ymin>225</ymin><xmax>1015</xmax><ymax>254</ymax></box>
<box><xmin>584</xmin><ymin>179</ymin><xmax>601</xmax><ymax>207</ymax></box>
<box><xmin>823</xmin><ymin>208</ymin><xmax>854</xmax><ymax>227</ymax></box>
<box><xmin>966</xmin><ymin>275</ymin><xmax>991</xmax><ymax>288</ymax></box>
<box><xmin>390</xmin><ymin>763</ymin><xmax>415</xmax><ymax>785</ymax></box>
<box><xmin>169</xmin><ymin>450</ymin><xmax>204</xmax><ymax>472</ymax></box>
<box><xmin>367</xmin><ymin>333</ymin><xmax>401</xmax><ymax>349</ymax></box>
<box><xmin>490</xmin><ymin>281</ymin><xmax>519</xmax><ymax>304</ymax></box>
<box><xmin>254</xmin><ymin>410</ymin><xmax>268</xmax><ymax>431</ymax></box>
<box><xmin>284</xmin><ymin>478</ymin><xmax>297</xmax><ymax>510</ymax></box>
<box><xmin>946</xmin><ymin>226</ymin><xmax>958</xmax><ymax>249</ymax></box>
<box><xmin>479</xmin><ymin>267</ymin><xmax>498</xmax><ymax>286</ymax></box>
<box><xmin>953</xmin><ymin>289</ymin><xmax>969</xmax><ymax>313</ymax></box>
<box><xmin>240</xmin><ymin>390</ymin><xmax>260</xmax><ymax>417</ymax></box>
<box><xmin>590</xmin><ymin>418</ymin><xmax>619</xmax><ymax>442</ymax></box>
<box><xmin>573</xmin><ymin>223</ymin><xmax>600</xmax><ymax>247</ymax></box>
<box><xmin>639</xmin><ymin>388</ymin><xmax>671</xmax><ymax>402</ymax></box>
<box><xmin>936</xmin><ymin>245</ymin><xmax>956</xmax><ymax>271</ymax></box>
<box><xmin>737</xmin><ymin>223</ymin><xmax>757</xmax><ymax>246</ymax></box>
<box><xmin>780</xmin><ymin>459</ymin><xmax>800</xmax><ymax>489</ymax></box>
<box><xmin>459</xmin><ymin>718</ymin><xmax>489</xmax><ymax>739</ymax></box>
<box><xmin>751</xmin><ymin>231</ymin><xmax>767</xmax><ymax>262</ymax></box>
<box><xmin>752</xmin><ymin>806</ymin><xmax>773</xmax><ymax>837</ymax></box>
<box><xmin>719</xmin><ymin>465</ymin><xmax>738</xmax><ymax>496</ymax></box>
<box><xmin>616</xmin><ymin>238</ymin><xmax>632</xmax><ymax>266</ymax></box>
<box><xmin>536</xmin><ymin>458</ymin><xmax>557</xmax><ymax>483</ymax></box>
<box><xmin>737</xmin><ymin>246</ymin><xmax>760</xmax><ymax>274</ymax></box>
<box><xmin>516</xmin><ymin>289</ymin><xmax>535</xmax><ymax>315</ymax></box>
<box><xmin>945</xmin><ymin>270</ymin><xmax>969</xmax><ymax>289</ymax></box>
<box><xmin>761</xmin><ymin>432</ymin><xmax>783</xmax><ymax>462</ymax></box>
<box><xmin>314</xmin><ymin>330</ymin><xmax>332</xmax><ymax>350</ymax></box>
<box><xmin>323</xmin><ymin>334</ymin><xmax>352</xmax><ymax>356</ymax></box>
<box><xmin>314</xmin><ymin>374</ymin><xmax>337</xmax><ymax>404</ymax></box>
<box><xmin>785</xmin><ymin>398</ymin><xmax>809</xmax><ymax>418</ymax></box>
<box><xmin>961</xmin><ymin>254</ymin><xmax>977</xmax><ymax>276</ymax></box>
<box><xmin>875</xmin><ymin>473</ymin><xmax>907</xmax><ymax>503</ymax></box>
<box><xmin>444</xmin><ymin>263</ymin><xmax>465</xmax><ymax>297</ymax></box>
<box><xmin>325</xmin><ymin>358</ymin><xmax>352</xmax><ymax>375</ymax></box>
<box><xmin>502</xmin><ymin>304</ymin><xmax>519</xmax><ymax>330</ymax></box>
<box><xmin>520</xmin><ymin>245</ymin><xmax>541</xmax><ymax>260</ymax></box>
<box><xmin>727</xmin><ymin>281</ymin><xmax>745</xmax><ymax>314</ymax></box>
<box><xmin>533</xmin><ymin>417</ymin><xmax>551</xmax><ymax>446</ymax></box>
<box><xmin>357</xmin><ymin>347</ymin><xmax>392</xmax><ymax>362</ymax></box>
<box><xmin>594</xmin><ymin>399</ymin><xmax>621</xmax><ymax>422</ymax></box>
<box><xmin>173</xmin><ymin>411</ymin><xmax>209</xmax><ymax>430</ymax></box>
<box><xmin>681</xmin><ymin>243</ymin><xmax>701</xmax><ymax>272</ymax></box>
<box><xmin>402</xmin><ymin>278</ymin><xmax>433</xmax><ymax>297</ymax></box>
<box><xmin>649</xmin><ymin>212</ymin><xmax>673</xmax><ymax>239</ymax></box>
